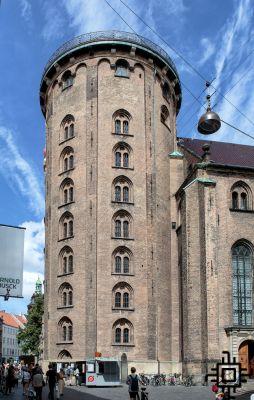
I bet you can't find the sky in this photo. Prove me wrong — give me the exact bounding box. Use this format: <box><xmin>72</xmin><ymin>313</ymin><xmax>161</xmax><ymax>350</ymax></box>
<box><xmin>0</xmin><ymin>0</ymin><xmax>254</xmax><ymax>314</ymax></box>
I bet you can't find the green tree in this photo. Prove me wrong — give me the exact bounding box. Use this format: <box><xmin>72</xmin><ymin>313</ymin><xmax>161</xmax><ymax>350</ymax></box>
<box><xmin>17</xmin><ymin>293</ymin><xmax>44</xmax><ymax>356</ymax></box>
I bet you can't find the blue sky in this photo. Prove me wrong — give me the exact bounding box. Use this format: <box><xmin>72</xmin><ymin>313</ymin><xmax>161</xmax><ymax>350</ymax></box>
<box><xmin>0</xmin><ymin>0</ymin><xmax>253</xmax><ymax>313</ymax></box>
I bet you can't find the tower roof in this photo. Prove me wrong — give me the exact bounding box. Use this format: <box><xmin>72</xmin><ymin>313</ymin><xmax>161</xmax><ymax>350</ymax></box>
<box><xmin>40</xmin><ymin>30</ymin><xmax>181</xmax><ymax>114</ymax></box>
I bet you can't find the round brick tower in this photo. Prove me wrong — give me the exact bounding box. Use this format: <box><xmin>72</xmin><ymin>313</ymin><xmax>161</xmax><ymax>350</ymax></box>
<box><xmin>40</xmin><ymin>31</ymin><xmax>182</xmax><ymax>373</ymax></box>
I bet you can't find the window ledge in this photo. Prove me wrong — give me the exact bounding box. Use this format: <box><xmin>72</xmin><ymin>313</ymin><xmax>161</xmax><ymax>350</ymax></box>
<box><xmin>59</xmin><ymin>136</ymin><xmax>75</xmax><ymax>145</ymax></box>
<box><xmin>56</xmin><ymin>341</ymin><xmax>73</xmax><ymax>345</ymax></box>
<box><xmin>112</xmin><ymin>343</ymin><xmax>134</xmax><ymax>347</ymax></box>
<box><xmin>114</xmin><ymin>74</ymin><xmax>129</xmax><ymax>79</ymax></box>
<box><xmin>111</xmin><ymin>273</ymin><xmax>134</xmax><ymax>277</ymax></box>
<box><xmin>57</xmin><ymin>306</ymin><xmax>74</xmax><ymax>310</ymax></box>
<box><xmin>112</xmin><ymin>307</ymin><xmax>134</xmax><ymax>311</ymax></box>
<box><xmin>58</xmin><ymin>167</ymin><xmax>75</xmax><ymax>177</ymax></box>
<box><xmin>111</xmin><ymin>201</ymin><xmax>134</xmax><ymax>206</ymax></box>
<box><xmin>111</xmin><ymin>237</ymin><xmax>134</xmax><ymax>241</ymax></box>
<box><xmin>62</xmin><ymin>84</ymin><xmax>73</xmax><ymax>92</ymax></box>
<box><xmin>230</xmin><ymin>208</ymin><xmax>254</xmax><ymax>213</ymax></box>
<box><xmin>58</xmin><ymin>201</ymin><xmax>75</xmax><ymax>209</ymax></box>
<box><xmin>58</xmin><ymin>236</ymin><xmax>74</xmax><ymax>242</ymax></box>
<box><xmin>112</xmin><ymin>132</ymin><xmax>134</xmax><ymax>137</ymax></box>
<box><xmin>57</xmin><ymin>272</ymin><xmax>74</xmax><ymax>278</ymax></box>
<box><xmin>112</xmin><ymin>166</ymin><xmax>134</xmax><ymax>171</ymax></box>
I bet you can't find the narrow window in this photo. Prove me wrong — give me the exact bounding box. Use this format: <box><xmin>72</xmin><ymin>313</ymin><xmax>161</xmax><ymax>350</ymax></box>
<box><xmin>241</xmin><ymin>192</ymin><xmax>247</xmax><ymax>210</ymax></box>
<box><xmin>64</xmin><ymin>126</ymin><xmax>68</xmax><ymax>140</ymax></box>
<box><xmin>123</xmin><ymin>292</ymin><xmax>129</xmax><ymax>308</ymax></box>
<box><xmin>123</xmin><ymin>221</ymin><xmax>129</xmax><ymax>238</ymax></box>
<box><xmin>115</xmin><ymin>120</ymin><xmax>121</xmax><ymax>134</ymax></box>
<box><xmin>69</xmin><ymin>187</ymin><xmax>74</xmax><ymax>202</ymax></box>
<box><xmin>115</xmin><ymin>256</ymin><xmax>121</xmax><ymax>273</ymax></box>
<box><xmin>123</xmin><ymin>120</ymin><xmax>129</xmax><ymax>134</ymax></box>
<box><xmin>68</xmin><ymin>255</ymin><xmax>73</xmax><ymax>273</ymax></box>
<box><xmin>69</xmin><ymin>124</ymin><xmax>74</xmax><ymax>138</ymax></box>
<box><xmin>115</xmin><ymin>292</ymin><xmax>121</xmax><ymax>308</ymax></box>
<box><xmin>115</xmin><ymin>63</ymin><xmax>128</xmax><ymax>77</ymax></box>
<box><xmin>115</xmin><ymin>328</ymin><xmax>121</xmax><ymax>343</ymax></box>
<box><xmin>123</xmin><ymin>257</ymin><xmax>129</xmax><ymax>273</ymax></box>
<box><xmin>69</xmin><ymin>291</ymin><xmax>73</xmax><ymax>306</ymax></box>
<box><xmin>64</xmin><ymin>223</ymin><xmax>68</xmax><ymax>238</ymax></box>
<box><xmin>115</xmin><ymin>152</ymin><xmax>121</xmax><ymax>167</ymax></box>
<box><xmin>63</xmin><ymin>326</ymin><xmax>67</xmax><ymax>341</ymax></box>
<box><xmin>64</xmin><ymin>189</ymin><xmax>68</xmax><ymax>204</ymax></box>
<box><xmin>123</xmin><ymin>153</ymin><xmax>129</xmax><ymax>168</ymax></box>
<box><xmin>69</xmin><ymin>155</ymin><xmax>74</xmax><ymax>169</ymax></box>
<box><xmin>64</xmin><ymin>158</ymin><xmax>68</xmax><ymax>171</ymax></box>
<box><xmin>115</xmin><ymin>186</ymin><xmax>121</xmax><ymax>202</ymax></box>
<box><xmin>63</xmin><ymin>292</ymin><xmax>67</xmax><ymax>307</ymax></box>
<box><xmin>63</xmin><ymin>257</ymin><xmax>67</xmax><ymax>274</ymax></box>
<box><xmin>68</xmin><ymin>325</ymin><xmax>73</xmax><ymax>341</ymax></box>
<box><xmin>69</xmin><ymin>220</ymin><xmax>73</xmax><ymax>237</ymax></box>
<box><xmin>123</xmin><ymin>187</ymin><xmax>129</xmax><ymax>202</ymax></box>
<box><xmin>115</xmin><ymin>220</ymin><xmax>121</xmax><ymax>237</ymax></box>
<box><xmin>123</xmin><ymin>328</ymin><xmax>129</xmax><ymax>343</ymax></box>
<box><xmin>232</xmin><ymin>192</ymin><xmax>238</xmax><ymax>209</ymax></box>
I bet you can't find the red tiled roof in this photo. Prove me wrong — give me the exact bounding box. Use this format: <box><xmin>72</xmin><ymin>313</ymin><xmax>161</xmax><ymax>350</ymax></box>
<box><xmin>178</xmin><ymin>138</ymin><xmax>254</xmax><ymax>168</ymax></box>
<box><xmin>0</xmin><ymin>311</ymin><xmax>27</xmax><ymax>328</ymax></box>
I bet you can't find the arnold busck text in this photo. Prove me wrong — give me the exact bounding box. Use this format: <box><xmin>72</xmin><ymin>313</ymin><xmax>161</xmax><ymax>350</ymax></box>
<box><xmin>0</xmin><ymin>277</ymin><xmax>21</xmax><ymax>290</ymax></box>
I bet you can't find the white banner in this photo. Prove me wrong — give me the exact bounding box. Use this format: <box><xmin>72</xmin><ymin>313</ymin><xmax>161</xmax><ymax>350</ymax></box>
<box><xmin>0</xmin><ymin>224</ymin><xmax>25</xmax><ymax>297</ymax></box>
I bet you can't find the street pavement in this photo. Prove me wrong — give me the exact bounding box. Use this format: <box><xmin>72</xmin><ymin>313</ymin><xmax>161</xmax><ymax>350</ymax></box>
<box><xmin>1</xmin><ymin>383</ymin><xmax>254</xmax><ymax>400</ymax></box>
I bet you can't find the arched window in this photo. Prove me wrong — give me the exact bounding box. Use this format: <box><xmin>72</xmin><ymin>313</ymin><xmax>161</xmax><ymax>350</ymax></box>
<box><xmin>113</xmin><ymin>318</ymin><xmax>133</xmax><ymax>345</ymax></box>
<box><xmin>231</xmin><ymin>182</ymin><xmax>252</xmax><ymax>210</ymax></box>
<box><xmin>123</xmin><ymin>292</ymin><xmax>129</xmax><ymax>308</ymax></box>
<box><xmin>115</xmin><ymin>60</ymin><xmax>129</xmax><ymax>78</ymax></box>
<box><xmin>112</xmin><ymin>176</ymin><xmax>133</xmax><ymax>203</ymax></box>
<box><xmin>232</xmin><ymin>243</ymin><xmax>253</xmax><ymax>326</ymax></box>
<box><xmin>112</xmin><ymin>247</ymin><xmax>132</xmax><ymax>275</ymax></box>
<box><xmin>113</xmin><ymin>143</ymin><xmax>132</xmax><ymax>169</ymax></box>
<box><xmin>62</xmin><ymin>70</ymin><xmax>74</xmax><ymax>90</ymax></box>
<box><xmin>112</xmin><ymin>211</ymin><xmax>132</xmax><ymax>239</ymax></box>
<box><xmin>59</xmin><ymin>247</ymin><xmax>74</xmax><ymax>274</ymax></box>
<box><xmin>112</xmin><ymin>109</ymin><xmax>132</xmax><ymax>135</ymax></box>
<box><xmin>123</xmin><ymin>328</ymin><xmax>129</xmax><ymax>343</ymax></box>
<box><xmin>162</xmin><ymin>82</ymin><xmax>171</xmax><ymax>101</ymax></box>
<box><xmin>58</xmin><ymin>317</ymin><xmax>73</xmax><ymax>342</ymax></box>
<box><xmin>115</xmin><ymin>292</ymin><xmax>121</xmax><ymax>308</ymax></box>
<box><xmin>115</xmin><ymin>328</ymin><xmax>121</xmax><ymax>343</ymax></box>
<box><xmin>58</xmin><ymin>350</ymin><xmax>72</xmax><ymax>359</ymax></box>
<box><xmin>112</xmin><ymin>282</ymin><xmax>133</xmax><ymax>310</ymax></box>
<box><xmin>59</xmin><ymin>212</ymin><xmax>74</xmax><ymax>240</ymax></box>
<box><xmin>60</xmin><ymin>178</ymin><xmax>74</xmax><ymax>205</ymax></box>
<box><xmin>61</xmin><ymin>115</ymin><xmax>75</xmax><ymax>142</ymax></box>
<box><xmin>60</xmin><ymin>147</ymin><xmax>74</xmax><ymax>173</ymax></box>
<box><xmin>161</xmin><ymin>105</ymin><xmax>169</xmax><ymax>125</ymax></box>
<box><xmin>59</xmin><ymin>283</ymin><xmax>73</xmax><ymax>307</ymax></box>
<box><xmin>115</xmin><ymin>120</ymin><xmax>121</xmax><ymax>134</ymax></box>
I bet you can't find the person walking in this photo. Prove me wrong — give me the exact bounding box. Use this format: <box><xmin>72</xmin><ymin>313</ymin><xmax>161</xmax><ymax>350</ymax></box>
<box><xmin>58</xmin><ymin>368</ymin><xmax>65</xmax><ymax>396</ymax></box>
<box><xmin>21</xmin><ymin>366</ymin><xmax>31</xmax><ymax>399</ymax></box>
<box><xmin>126</xmin><ymin>367</ymin><xmax>140</xmax><ymax>400</ymax></box>
<box><xmin>74</xmin><ymin>367</ymin><xmax>79</xmax><ymax>386</ymax></box>
<box><xmin>32</xmin><ymin>366</ymin><xmax>44</xmax><ymax>400</ymax></box>
<box><xmin>46</xmin><ymin>364</ymin><xmax>57</xmax><ymax>400</ymax></box>
<box><xmin>5</xmin><ymin>365</ymin><xmax>15</xmax><ymax>395</ymax></box>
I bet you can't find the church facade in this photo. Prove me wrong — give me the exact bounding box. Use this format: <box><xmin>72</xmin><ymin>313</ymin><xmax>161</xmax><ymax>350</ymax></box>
<box><xmin>40</xmin><ymin>31</ymin><xmax>254</xmax><ymax>380</ymax></box>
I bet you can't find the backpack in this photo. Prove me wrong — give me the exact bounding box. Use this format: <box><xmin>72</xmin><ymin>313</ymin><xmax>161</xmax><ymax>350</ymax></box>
<box><xmin>130</xmin><ymin>374</ymin><xmax>139</xmax><ymax>392</ymax></box>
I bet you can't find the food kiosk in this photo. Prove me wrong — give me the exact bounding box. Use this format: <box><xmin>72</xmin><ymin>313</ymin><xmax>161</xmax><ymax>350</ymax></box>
<box><xmin>85</xmin><ymin>357</ymin><xmax>121</xmax><ymax>386</ymax></box>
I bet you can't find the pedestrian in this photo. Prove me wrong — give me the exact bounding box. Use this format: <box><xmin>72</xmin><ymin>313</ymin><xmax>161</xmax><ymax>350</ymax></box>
<box><xmin>46</xmin><ymin>364</ymin><xmax>58</xmax><ymax>400</ymax></box>
<box><xmin>126</xmin><ymin>367</ymin><xmax>140</xmax><ymax>400</ymax></box>
<box><xmin>32</xmin><ymin>366</ymin><xmax>44</xmax><ymax>400</ymax></box>
<box><xmin>58</xmin><ymin>368</ymin><xmax>65</xmax><ymax>396</ymax></box>
<box><xmin>21</xmin><ymin>366</ymin><xmax>31</xmax><ymax>399</ymax></box>
<box><xmin>5</xmin><ymin>364</ymin><xmax>15</xmax><ymax>395</ymax></box>
<box><xmin>74</xmin><ymin>367</ymin><xmax>79</xmax><ymax>386</ymax></box>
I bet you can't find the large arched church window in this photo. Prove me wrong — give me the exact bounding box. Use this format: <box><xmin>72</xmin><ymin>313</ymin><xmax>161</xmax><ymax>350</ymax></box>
<box><xmin>232</xmin><ymin>242</ymin><xmax>253</xmax><ymax>326</ymax></box>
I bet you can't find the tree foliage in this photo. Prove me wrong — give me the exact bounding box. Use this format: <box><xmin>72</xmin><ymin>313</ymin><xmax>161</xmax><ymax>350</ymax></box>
<box><xmin>17</xmin><ymin>293</ymin><xmax>44</xmax><ymax>356</ymax></box>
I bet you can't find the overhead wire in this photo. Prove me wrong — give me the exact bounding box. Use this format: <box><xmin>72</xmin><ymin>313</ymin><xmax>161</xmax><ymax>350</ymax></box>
<box><xmin>116</xmin><ymin>0</ymin><xmax>254</xmax><ymax>130</ymax></box>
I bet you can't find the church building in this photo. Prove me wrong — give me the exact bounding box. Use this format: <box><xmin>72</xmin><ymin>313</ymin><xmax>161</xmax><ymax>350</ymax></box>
<box><xmin>40</xmin><ymin>31</ymin><xmax>254</xmax><ymax>381</ymax></box>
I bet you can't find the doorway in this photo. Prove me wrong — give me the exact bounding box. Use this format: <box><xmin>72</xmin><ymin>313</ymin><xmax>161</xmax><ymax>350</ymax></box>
<box><xmin>238</xmin><ymin>340</ymin><xmax>254</xmax><ymax>376</ymax></box>
<box><xmin>121</xmin><ymin>353</ymin><xmax>128</xmax><ymax>382</ymax></box>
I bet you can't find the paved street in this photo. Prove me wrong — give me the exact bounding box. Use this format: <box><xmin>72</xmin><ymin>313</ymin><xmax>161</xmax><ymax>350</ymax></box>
<box><xmin>2</xmin><ymin>383</ymin><xmax>254</xmax><ymax>400</ymax></box>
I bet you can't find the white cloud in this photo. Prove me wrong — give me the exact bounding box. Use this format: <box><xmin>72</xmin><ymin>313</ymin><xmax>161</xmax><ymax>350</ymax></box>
<box><xmin>20</xmin><ymin>0</ymin><xmax>32</xmax><ymax>21</ymax></box>
<box><xmin>42</xmin><ymin>1</ymin><xmax>66</xmax><ymax>41</ymax></box>
<box><xmin>198</xmin><ymin>38</ymin><xmax>215</xmax><ymax>67</ymax></box>
<box><xmin>20</xmin><ymin>220</ymin><xmax>45</xmax><ymax>274</ymax></box>
<box><xmin>0</xmin><ymin>127</ymin><xmax>44</xmax><ymax>216</ymax></box>
<box><xmin>23</xmin><ymin>271</ymin><xmax>44</xmax><ymax>299</ymax></box>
